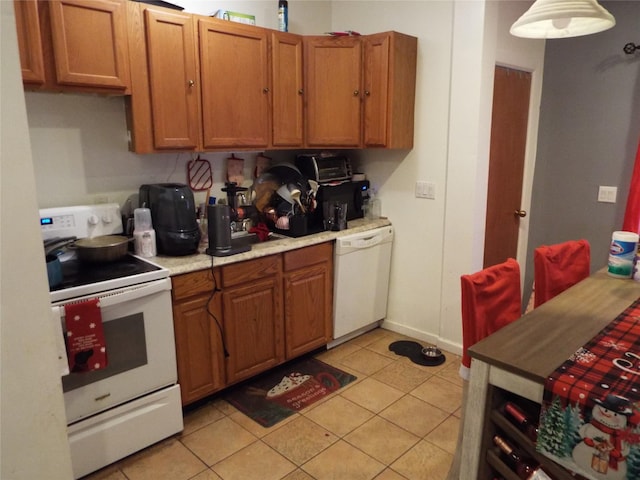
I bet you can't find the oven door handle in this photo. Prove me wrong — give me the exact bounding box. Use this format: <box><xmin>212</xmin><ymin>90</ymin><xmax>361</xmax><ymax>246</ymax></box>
<box><xmin>51</xmin><ymin>307</ymin><xmax>70</xmax><ymax>376</ymax></box>
<box><xmin>95</xmin><ymin>278</ymin><xmax>171</xmax><ymax>308</ymax></box>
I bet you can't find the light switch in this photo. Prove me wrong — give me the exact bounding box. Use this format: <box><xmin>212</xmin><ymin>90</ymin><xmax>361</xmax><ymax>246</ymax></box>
<box><xmin>597</xmin><ymin>186</ymin><xmax>617</xmax><ymax>203</ymax></box>
<box><xmin>416</xmin><ymin>181</ymin><xmax>436</xmax><ymax>199</ymax></box>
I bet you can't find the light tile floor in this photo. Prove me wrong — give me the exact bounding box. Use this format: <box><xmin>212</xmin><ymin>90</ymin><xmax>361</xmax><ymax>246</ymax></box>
<box><xmin>83</xmin><ymin>328</ymin><xmax>462</xmax><ymax>480</ymax></box>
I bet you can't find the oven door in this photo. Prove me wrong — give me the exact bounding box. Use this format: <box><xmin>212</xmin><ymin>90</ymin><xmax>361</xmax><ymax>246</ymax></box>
<box><xmin>52</xmin><ymin>278</ymin><xmax>176</xmax><ymax>424</ymax></box>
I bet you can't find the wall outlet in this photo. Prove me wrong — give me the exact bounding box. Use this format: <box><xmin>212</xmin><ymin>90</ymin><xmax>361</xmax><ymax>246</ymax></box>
<box><xmin>416</xmin><ymin>181</ymin><xmax>436</xmax><ymax>199</ymax></box>
<box><xmin>597</xmin><ymin>186</ymin><xmax>617</xmax><ymax>203</ymax></box>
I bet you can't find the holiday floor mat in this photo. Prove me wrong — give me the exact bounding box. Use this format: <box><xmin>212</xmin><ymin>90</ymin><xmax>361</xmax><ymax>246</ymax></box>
<box><xmin>224</xmin><ymin>357</ymin><xmax>357</xmax><ymax>427</ymax></box>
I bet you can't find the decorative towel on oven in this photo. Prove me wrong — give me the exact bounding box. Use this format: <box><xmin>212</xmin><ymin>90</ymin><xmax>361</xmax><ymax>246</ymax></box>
<box><xmin>537</xmin><ymin>297</ymin><xmax>640</xmax><ymax>480</ymax></box>
<box><xmin>64</xmin><ymin>298</ymin><xmax>108</xmax><ymax>373</ymax></box>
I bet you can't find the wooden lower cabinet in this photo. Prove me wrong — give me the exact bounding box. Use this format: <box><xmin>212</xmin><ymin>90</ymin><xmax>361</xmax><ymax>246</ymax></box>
<box><xmin>171</xmin><ymin>243</ymin><xmax>334</xmax><ymax>406</ymax></box>
<box><xmin>222</xmin><ymin>275</ymin><xmax>284</xmax><ymax>384</ymax></box>
<box><xmin>283</xmin><ymin>242</ymin><xmax>333</xmax><ymax>359</ymax></box>
<box><xmin>221</xmin><ymin>254</ymin><xmax>284</xmax><ymax>384</ymax></box>
<box><xmin>171</xmin><ymin>269</ymin><xmax>225</xmax><ymax>405</ymax></box>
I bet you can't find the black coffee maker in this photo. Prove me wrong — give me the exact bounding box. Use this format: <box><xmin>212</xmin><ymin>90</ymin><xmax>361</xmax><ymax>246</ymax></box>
<box><xmin>139</xmin><ymin>183</ymin><xmax>200</xmax><ymax>256</ymax></box>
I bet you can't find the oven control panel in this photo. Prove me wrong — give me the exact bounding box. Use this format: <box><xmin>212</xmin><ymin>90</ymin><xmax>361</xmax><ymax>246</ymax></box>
<box><xmin>40</xmin><ymin>203</ymin><xmax>123</xmax><ymax>241</ymax></box>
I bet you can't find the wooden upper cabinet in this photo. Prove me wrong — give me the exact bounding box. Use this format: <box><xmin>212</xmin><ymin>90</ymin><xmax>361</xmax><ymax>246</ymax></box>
<box><xmin>14</xmin><ymin>0</ymin><xmax>45</xmax><ymax>84</ymax></box>
<box><xmin>198</xmin><ymin>18</ymin><xmax>270</xmax><ymax>149</ymax></box>
<box><xmin>363</xmin><ymin>32</ymin><xmax>417</xmax><ymax>149</ymax></box>
<box><xmin>143</xmin><ymin>8</ymin><xmax>200</xmax><ymax>149</ymax></box>
<box><xmin>271</xmin><ymin>31</ymin><xmax>304</xmax><ymax>147</ymax></box>
<box><xmin>48</xmin><ymin>0</ymin><xmax>130</xmax><ymax>89</ymax></box>
<box><xmin>123</xmin><ymin>3</ymin><xmax>417</xmax><ymax>153</ymax></box>
<box><xmin>14</xmin><ymin>0</ymin><xmax>130</xmax><ymax>92</ymax></box>
<box><xmin>304</xmin><ymin>36</ymin><xmax>363</xmax><ymax>147</ymax></box>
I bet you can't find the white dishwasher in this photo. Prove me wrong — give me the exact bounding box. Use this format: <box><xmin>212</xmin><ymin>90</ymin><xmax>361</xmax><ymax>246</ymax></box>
<box><xmin>329</xmin><ymin>226</ymin><xmax>394</xmax><ymax>348</ymax></box>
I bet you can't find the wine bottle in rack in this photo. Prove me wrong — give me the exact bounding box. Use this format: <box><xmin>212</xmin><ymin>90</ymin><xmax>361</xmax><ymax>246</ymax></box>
<box><xmin>504</xmin><ymin>401</ymin><xmax>539</xmax><ymax>441</ymax></box>
<box><xmin>493</xmin><ymin>435</ymin><xmax>553</xmax><ymax>480</ymax></box>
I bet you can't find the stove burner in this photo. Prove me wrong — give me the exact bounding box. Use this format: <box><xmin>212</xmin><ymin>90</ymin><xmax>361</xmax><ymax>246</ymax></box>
<box><xmin>50</xmin><ymin>255</ymin><xmax>162</xmax><ymax>293</ymax></box>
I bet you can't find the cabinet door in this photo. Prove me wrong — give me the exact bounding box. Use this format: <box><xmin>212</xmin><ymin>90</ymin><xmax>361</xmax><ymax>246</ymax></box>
<box><xmin>271</xmin><ymin>31</ymin><xmax>304</xmax><ymax>147</ymax></box>
<box><xmin>173</xmin><ymin>294</ymin><xmax>225</xmax><ymax>405</ymax></box>
<box><xmin>283</xmin><ymin>242</ymin><xmax>333</xmax><ymax>359</ymax></box>
<box><xmin>363</xmin><ymin>33</ymin><xmax>390</xmax><ymax>148</ymax></box>
<box><xmin>223</xmin><ymin>277</ymin><xmax>284</xmax><ymax>384</ymax></box>
<box><xmin>144</xmin><ymin>7</ymin><xmax>200</xmax><ymax>149</ymax></box>
<box><xmin>48</xmin><ymin>0</ymin><xmax>130</xmax><ymax>89</ymax></box>
<box><xmin>284</xmin><ymin>263</ymin><xmax>332</xmax><ymax>358</ymax></box>
<box><xmin>199</xmin><ymin>18</ymin><xmax>270</xmax><ymax>149</ymax></box>
<box><xmin>172</xmin><ymin>270</ymin><xmax>225</xmax><ymax>406</ymax></box>
<box><xmin>363</xmin><ymin>32</ymin><xmax>417</xmax><ymax>149</ymax></box>
<box><xmin>14</xmin><ymin>0</ymin><xmax>45</xmax><ymax>84</ymax></box>
<box><xmin>304</xmin><ymin>36</ymin><xmax>362</xmax><ymax>147</ymax></box>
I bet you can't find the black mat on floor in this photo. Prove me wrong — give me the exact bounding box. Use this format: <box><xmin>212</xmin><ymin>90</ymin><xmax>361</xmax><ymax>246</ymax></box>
<box><xmin>388</xmin><ymin>340</ymin><xmax>446</xmax><ymax>367</ymax></box>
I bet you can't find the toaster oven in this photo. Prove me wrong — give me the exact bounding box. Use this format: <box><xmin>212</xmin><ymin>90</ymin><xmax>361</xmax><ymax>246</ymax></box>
<box><xmin>295</xmin><ymin>153</ymin><xmax>352</xmax><ymax>184</ymax></box>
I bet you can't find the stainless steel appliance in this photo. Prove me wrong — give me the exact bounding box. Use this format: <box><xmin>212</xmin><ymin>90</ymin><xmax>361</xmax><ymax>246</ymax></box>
<box><xmin>310</xmin><ymin>180</ymin><xmax>370</xmax><ymax>231</ymax></box>
<box><xmin>294</xmin><ymin>153</ymin><xmax>369</xmax><ymax>231</ymax></box>
<box><xmin>295</xmin><ymin>153</ymin><xmax>353</xmax><ymax>183</ymax></box>
<box><xmin>206</xmin><ymin>204</ymin><xmax>250</xmax><ymax>257</ymax></box>
<box><xmin>139</xmin><ymin>183</ymin><xmax>200</xmax><ymax>256</ymax></box>
<box><xmin>40</xmin><ymin>204</ymin><xmax>183</xmax><ymax>479</ymax></box>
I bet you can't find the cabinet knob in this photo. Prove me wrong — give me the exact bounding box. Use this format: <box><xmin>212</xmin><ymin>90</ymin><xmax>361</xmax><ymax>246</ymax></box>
<box><xmin>188</xmin><ymin>80</ymin><xmax>195</xmax><ymax>87</ymax></box>
<box><xmin>364</xmin><ymin>90</ymin><xmax>371</xmax><ymax>96</ymax></box>
<box><xmin>514</xmin><ymin>209</ymin><xmax>527</xmax><ymax>218</ymax></box>
<box><xmin>298</xmin><ymin>89</ymin><xmax>304</xmax><ymax>95</ymax></box>
<box><xmin>263</xmin><ymin>87</ymin><xmax>270</xmax><ymax>93</ymax></box>
<box><xmin>353</xmin><ymin>90</ymin><xmax>360</xmax><ymax>96</ymax></box>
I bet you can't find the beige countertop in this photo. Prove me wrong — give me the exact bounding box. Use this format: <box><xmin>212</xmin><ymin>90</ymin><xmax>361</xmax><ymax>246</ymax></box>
<box><xmin>149</xmin><ymin>217</ymin><xmax>392</xmax><ymax>276</ymax></box>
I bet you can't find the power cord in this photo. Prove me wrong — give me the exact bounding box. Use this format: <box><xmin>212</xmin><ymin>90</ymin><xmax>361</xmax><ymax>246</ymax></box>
<box><xmin>207</xmin><ymin>256</ymin><xmax>229</xmax><ymax>358</ymax></box>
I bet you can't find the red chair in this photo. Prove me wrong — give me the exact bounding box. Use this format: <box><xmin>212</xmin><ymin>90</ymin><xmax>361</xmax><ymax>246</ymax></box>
<box><xmin>447</xmin><ymin>258</ymin><xmax>523</xmax><ymax>480</ymax></box>
<box><xmin>533</xmin><ymin>239</ymin><xmax>590</xmax><ymax>308</ymax></box>
<box><xmin>459</xmin><ymin>258</ymin><xmax>522</xmax><ymax>380</ymax></box>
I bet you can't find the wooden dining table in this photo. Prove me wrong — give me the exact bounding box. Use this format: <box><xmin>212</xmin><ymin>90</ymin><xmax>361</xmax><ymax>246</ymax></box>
<box><xmin>459</xmin><ymin>268</ymin><xmax>640</xmax><ymax>480</ymax></box>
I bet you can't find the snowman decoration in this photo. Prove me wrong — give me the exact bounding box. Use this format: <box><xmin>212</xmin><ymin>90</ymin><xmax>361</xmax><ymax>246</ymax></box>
<box><xmin>572</xmin><ymin>394</ymin><xmax>632</xmax><ymax>480</ymax></box>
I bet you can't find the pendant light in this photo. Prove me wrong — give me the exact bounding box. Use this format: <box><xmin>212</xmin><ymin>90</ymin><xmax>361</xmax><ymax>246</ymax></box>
<box><xmin>510</xmin><ymin>0</ymin><xmax>615</xmax><ymax>39</ymax></box>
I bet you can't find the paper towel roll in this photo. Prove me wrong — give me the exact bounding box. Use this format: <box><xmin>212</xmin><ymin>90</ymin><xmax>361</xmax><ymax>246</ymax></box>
<box><xmin>608</xmin><ymin>231</ymin><xmax>639</xmax><ymax>278</ymax></box>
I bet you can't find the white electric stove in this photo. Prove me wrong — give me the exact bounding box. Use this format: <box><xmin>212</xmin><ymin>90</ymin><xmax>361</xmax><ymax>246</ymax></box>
<box><xmin>40</xmin><ymin>204</ymin><xmax>183</xmax><ymax>479</ymax></box>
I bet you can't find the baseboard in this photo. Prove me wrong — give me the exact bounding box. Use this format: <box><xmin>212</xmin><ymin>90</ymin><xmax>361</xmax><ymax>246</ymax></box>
<box><xmin>381</xmin><ymin>319</ymin><xmax>462</xmax><ymax>357</ymax></box>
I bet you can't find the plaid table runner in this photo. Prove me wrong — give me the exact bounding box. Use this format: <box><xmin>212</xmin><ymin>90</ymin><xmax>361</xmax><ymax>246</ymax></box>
<box><xmin>537</xmin><ymin>298</ymin><xmax>640</xmax><ymax>480</ymax></box>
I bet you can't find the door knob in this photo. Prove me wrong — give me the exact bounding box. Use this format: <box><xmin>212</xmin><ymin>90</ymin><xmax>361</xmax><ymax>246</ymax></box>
<box><xmin>514</xmin><ymin>210</ymin><xmax>527</xmax><ymax>218</ymax></box>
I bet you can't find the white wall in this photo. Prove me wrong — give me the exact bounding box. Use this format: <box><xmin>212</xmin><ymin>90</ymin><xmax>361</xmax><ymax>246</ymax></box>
<box><xmin>1</xmin><ymin>2</ymin><xmax>74</xmax><ymax>479</ymax></box>
<box><xmin>175</xmin><ymin>0</ymin><xmax>332</xmax><ymax>33</ymax></box>
<box><xmin>24</xmin><ymin>1</ymin><xmax>542</xmax><ymax>361</ymax></box>
<box><xmin>330</xmin><ymin>1</ymin><xmax>543</xmax><ymax>352</ymax></box>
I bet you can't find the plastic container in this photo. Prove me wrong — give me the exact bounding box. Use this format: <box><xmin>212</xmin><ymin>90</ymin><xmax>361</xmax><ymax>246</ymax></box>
<box><xmin>633</xmin><ymin>243</ymin><xmax>640</xmax><ymax>282</ymax></box>
<box><xmin>133</xmin><ymin>208</ymin><xmax>157</xmax><ymax>258</ymax></box>
<box><xmin>278</xmin><ymin>0</ymin><xmax>288</xmax><ymax>32</ymax></box>
<box><xmin>608</xmin><ymin>231</ymin><xmax>639</xmax><ymax>278</ymax></box>
<box><xmin>365</xmin><ymin>191</ymin><xmax>381</xmax><ymax>219</ymax></box>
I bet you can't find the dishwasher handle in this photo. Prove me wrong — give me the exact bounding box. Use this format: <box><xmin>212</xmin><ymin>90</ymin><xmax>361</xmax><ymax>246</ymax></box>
<box><xmin>348</xmin><ymin>234</ymin><xmax>384</xmax><ymax>249</ymax></box>
<box><xmin>336</xmin><ymin>227</ymin><xmax>393</xmax><ymax>255</ymax></box>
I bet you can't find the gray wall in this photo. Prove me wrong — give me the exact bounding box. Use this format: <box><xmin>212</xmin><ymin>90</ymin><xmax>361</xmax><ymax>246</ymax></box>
<box><xmin>524</xmin><ymin>1</ymin><xmax>640</xmax><ymax>301</ymax></box>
